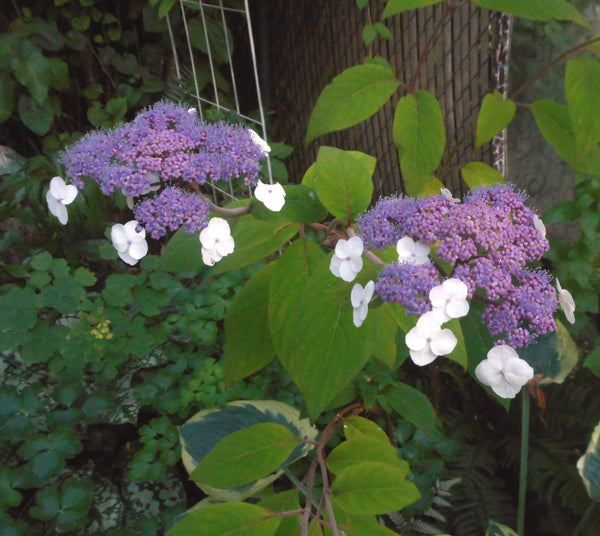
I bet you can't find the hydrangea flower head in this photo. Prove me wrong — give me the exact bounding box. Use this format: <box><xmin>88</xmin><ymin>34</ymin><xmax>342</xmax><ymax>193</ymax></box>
<box><xmin>111</xmin><ymin>220</ymin><xmax>148</xmax><ymax>266</ymax></box>
<box><xmin>351</xmin><ymin>281</ymin><xmax>374</xmax><ymax>328</ymax></box>
<box><xmin>46</xmin><ymin>176</ymin><xmax>78</xmax><ymax>225</ymax></box>
<box><xmin>475</xmin><ymin>345</ymin><xmax>534</xmax><ymax>399</ymax></box>
<box><xmin>200</xmin><ymin>217</ymin><xmax>234</xmax><ymax>266</ymax></box>
<box><xmin>330</xmin><ymin>236</ymin><xmax>363</xmax><ymax>282</ymax></box>
<box><xmin>254</xmin><ymin>180</ymin><xmax>286</xmax><ymax>212</ymax></box>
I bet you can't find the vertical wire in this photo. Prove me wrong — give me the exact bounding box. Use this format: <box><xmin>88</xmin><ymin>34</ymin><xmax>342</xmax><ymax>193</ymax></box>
<box><xmin>199</xmin><ymin>1</ymin><xmax>221</xmax><ymax>110</ymax></box>
<box><xmin>219</xmin><ymin>0</ymin><xmax>241</xmax><ymax>114</ymax></box>
<box><xmin>178</xmin><ymin>0</ymin><xmax>203</xmax><ymax>118</ymax></box>
<box><xmin>165</xmin><ymin>12</ymin><xmax>182</xmax><ymax>80</ymax></box>
<box><xmin>244</xmin><ymin>0</ymin><xmax>273</xmax><ymax>184</ymax></box>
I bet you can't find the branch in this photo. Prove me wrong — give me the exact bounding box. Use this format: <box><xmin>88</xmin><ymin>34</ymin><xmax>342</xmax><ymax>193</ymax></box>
<box><xmin>199</xmin><ymin>193</ymin><xmax>252</xmax><ymax>217</ymax></box>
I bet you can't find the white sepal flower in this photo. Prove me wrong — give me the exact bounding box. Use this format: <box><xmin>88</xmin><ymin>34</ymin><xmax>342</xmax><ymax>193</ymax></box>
<box><xmin>405</xmin><ymin>311</ymin><xmax>458</xmax><ymax>366</ymax></box>
<box><xmin>254</xmin><ymin>180</ymin><xmax>286</xmax><ymax>212</ymax></box>
<box><xmin>330</xmin><ymin>236</ymin><xmax>364</xmax><ymax>282</ymax></box>
<box><xmin>46</xmin><ymin>176</ymin><xmax>78</xmax><ymax>225</ymax></box>
<box><xmin>111</xmin><ymin>220</ymin><xmax>148</xmax><ymax>266</ymax></box>
<box><xmin>199</xmin><ymin>217</ymin><xmax>235</xmax><ymax>266</ymax></box>
<box><xmin>429</xmin><ymin>278</ymin><xmax>470</xmax><ymax>322</ymax></box>
<box><xmin>351</xmin><ymin>281</ymin><xmax>375</xmax><ymax>328</ymax></box>
<box><xmin>533</xmin><ymin>214</ymin><xmax>546</xmax><ymax>238</ymax></box>
<box><xmin>556</xmin><ymin>278</ymin><xmax>575</xmax><ymax>324</ymax></box>
<box><xmin>248</xmin><ymin>129</ymin><xmax>271</xmax><ymax>155</ymax></box>
<box><xmin>396</xmin><ymin>236</ymin><xmax>430</xmax><ymax>265</ymax></box>
<box><xmin>440</xmin><ymin>187</ymin><xmax>460</xmax><ymax>203</ymax></box>
<box><xmin>475</xmin><ymin>345</ymin><xmax>534</xmax><ymax>399</ymax></box>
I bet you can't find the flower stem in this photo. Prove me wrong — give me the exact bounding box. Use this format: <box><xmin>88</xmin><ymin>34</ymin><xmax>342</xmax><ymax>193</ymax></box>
<box><xmin>517</xmin><ymin>389</ymin><xmax>530</xmax><ymax>536</ymax></box>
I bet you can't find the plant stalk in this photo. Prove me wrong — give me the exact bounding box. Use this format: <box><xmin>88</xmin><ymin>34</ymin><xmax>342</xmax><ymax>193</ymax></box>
<box><xmin>517</xmin><ymin>389</ymin><xmax>530</xmax><ymax>536</ymax></box>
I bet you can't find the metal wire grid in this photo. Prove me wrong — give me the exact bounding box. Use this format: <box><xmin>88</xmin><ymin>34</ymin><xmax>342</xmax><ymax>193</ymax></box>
<box><xmin>165</xmin><ymin>0</ymin><xmax>272</xmax><ymax>202</ymax></box>
<box><xmin>266</xmin><ymin>1</ymin><xmax>505</xmax><ymax>199</ymax></box>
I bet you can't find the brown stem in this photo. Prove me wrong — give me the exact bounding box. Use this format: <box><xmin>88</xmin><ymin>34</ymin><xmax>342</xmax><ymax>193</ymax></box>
<box><xmin>199</xmin><ymin>193</ymin><xmax>252</xmax><ymax>217</ymax></box>
<box><xmin>317</xmin><ymin>447</ymin><xmax>339</xmax><ymax>536</ymax></box>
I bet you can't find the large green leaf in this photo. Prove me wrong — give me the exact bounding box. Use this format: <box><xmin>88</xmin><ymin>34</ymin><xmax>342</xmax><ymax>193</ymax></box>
<box><xmin>393</xmin><ymin>90</ymin><xmax>445</xmax><ymax>195</ymax></box>
<box><xmin>268</xmin><ymin>239</ymin><xmax>325</xmax><ymax>353</ymax></box>
<box><xmin>462</xmin><ymin>161</ymin><xmax>505</xmax><ymax>189</ymax></box>
<box><xmin>531</xmin><ymin>100</ymin><xmax>600</xmax><ymax>177</ymax></box>
<box><xmin>382</xmin><ymin>0</ymin><xmax>445</xmax><ymax>18</ymax></box>
<box><xmin>306</xmin><ymin>63</ymin><xmax>399</xmax><ymax>143</ymax></box>
<box><xmin>343</xmin><ymin>416</ymin><xmax>390</xmax><ymax>443</ymax></box>
<box><xmin>166</xmin><ymin>502</ymin><xmax>281</xmax><ymax>536</ymax></box>
<box><xmin>276</xmin><ymin>256</ymin><xmax>376</xmax><ymax>419</ymax></box>
<box><xmin>475</xmin><ymin>93</ymin><xmax>516</xmax><ymax>148</ymax></box>
<box><xmin>191</xmin><ymin>423</ymin><xmax>298</xmax><ymax>489</ymax></box>
<box><xmin>223</xmin><ymin>263</ymin><xmax>277</xmax><ymax>383</ymax></box>
<box><xmin>471</xmin><ymin>0</ymin><xmax>588</xmax><ymax>26</ymax></box>
<box><xmin>312</xmin><ymin>146</ymin><xmax>375</xmax><ymax>222</ymax></box>
<box><xmin>382</xmin><ymin>382</ymin><xmax>439</xmax><ymax>438</ymax></box>
<box><xmin>331</xmin><ymin>461</ymin><xmax>420</xmax><ymax>515</ymax></box>
<box><xmin>213</xmin><ymin>215</ymin><xmax>299</xmax><ymax>273</ymax></box>
<box><xmin>12</xmin><ymin>51</ymin><xmax>53</xmax><ymax>104</ymax></box>
<box><xmin>327</xmin><ymin>437</ymin><xmax>409</xmax><ymax>475</ymax></box>
<box><xmin>518</xmin><ymin>320</ymin><xmax>578</xmax><ymax>384</ymax></box>
<box><xmin>180</xmin><ymin>401</ymin><xmax>317</xmax><ymax>501</ymax></box>
<box><xmin>154</xmin><ymin>226</ymin><xmax>204</xmax><ymax>272</ymax></box>
<box><xmin>577</xmin><ymin>420</ymin><xmax>600</xmax><ymax>500</ymax></box>
<box><xmin>565</xmin><ymin>57</ymin><xmax>600</xmax><ymax>155</ymax></box>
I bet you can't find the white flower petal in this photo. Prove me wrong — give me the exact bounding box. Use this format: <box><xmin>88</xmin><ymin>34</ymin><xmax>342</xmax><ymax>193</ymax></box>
<box><xmin>330</xmin><ymin>255</ymin><xmax>342</xmax><ymax>278</ymax></box>
<box><xmin>405</xmin><ymin>325</ymin><xmax>429</xmax><ymax>351</ymax></box>
<box><xmin>430</xmin><ymin>329</ymin><xmax>457</xmax><ymax>356</ymax></box>
<box><xmin>397</xmin><ymin>236</ymin><xmax>430</xmax><ymax>265</ymax></box>
<box><xmin>339</xmin><ymin>261</ymin><xmax>358</xmax><ymax>282</ymax></box>
<box><xmin>200</xmin><ymin>217</ymin><xmax>231</xmax><ymax>250</ymax></box>
<box><xmin>46</xmin><ymin>191</ymin><xmax>69</xmax><ymax>225</ymax></box>
<box><xmin>556</xmin><ymin>278</ymin><xmax>575</xmax><ymax>324</ymax></box>
<box><xmin>410</xmin><ymin>347</ymin><xmax>438</xmax><ymax>366</ymax></box>
<box><xmin>533</xmin><ymin>214</ymin><xmax>546</xmax><ymax>238</ymax></box>
<box><xmin>202</xmin><ymin>247</ymin><xmax>222</xmax><ymax>266</ymax></box>
<box><xmin>503</xmin><ymin>358</ymin><xmax>534</xmax><ymax>386</ymax></box>
<box><xmin>446</xmin><ymin>299</ymin><xmax>470</xmax><ymax>319</ymax></box>
<box><xmin>128</xmin><ymin>237</ymin><xmax>149</xmax><ymax>260</ymax></box>
<box><xmin>215</xmin><ymin>235</ymin><xmax>235</xmax><ymax>257</ymax></box>
<box><xmin>111</xmin><ymin>224</ymin><xmax>129</xmax><ymax>252</ymax></box>
<box><xmin>475</xmin><ymin>345</ymin><xmax>533</xmax><ymax>399</ymax></box>
<box><xmin>255</xmin><ymin>180</ymin><xmax>286</xmax><ymax>211</ymax></box>
<box><xmin>118</xmin><ymin>249</ymin><xmax>139</xmax><ymax>266</ymax></box>
<box><xmin>248</xmin><ymin>129</ymin><xmax>271</xmax><ymax>154</ymax></box>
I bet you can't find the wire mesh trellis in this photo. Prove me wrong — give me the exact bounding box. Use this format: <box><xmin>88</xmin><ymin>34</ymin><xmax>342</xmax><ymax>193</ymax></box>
<box><xmin>264</xmin><ymin>1</ymin><xmax>512</xmax><ymax>198</ymax></box>
<box><xmin>166</xmin><ymin>0</ymin><xmax>272</xmax><ymax>203</ymax></box>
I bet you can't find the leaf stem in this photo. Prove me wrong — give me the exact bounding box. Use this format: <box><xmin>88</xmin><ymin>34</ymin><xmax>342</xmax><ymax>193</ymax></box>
<box><xmin>517</xmin><ymin>388</ymin><xmax>530</xmax><ymax>536</ymax></box>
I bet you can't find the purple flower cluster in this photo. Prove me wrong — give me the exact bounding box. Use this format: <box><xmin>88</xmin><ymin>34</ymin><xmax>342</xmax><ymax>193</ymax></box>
<box><xmin>60</xmin><ymin>101</ymin><xmax>267</xmax><ymax>238</ymax></box>
<box><xmin>134</xmin><ymin>187</ymin><xmax>210</xmax><ymax>239</ymax></box>
<box><xmin>359</xmin><ymin>184</ymin><xmax>556</xmax><ymax>347</ymax></box>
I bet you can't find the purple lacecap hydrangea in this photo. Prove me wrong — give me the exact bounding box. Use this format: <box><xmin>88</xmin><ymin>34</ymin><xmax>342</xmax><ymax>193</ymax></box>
<box><xmin>359</xmin><ymin>183</ymin><xmax>556</xmax><ymax>348</ymax></box>
<box><xmin>134</xmin><ymin>187</ymin><xmax>209</xmax><ymax>239</ymax></box>
<box><xmin>376</xmin><ymin>262</ymin><xmax>440</xmax><ymax>317</ymax></box>
<box><xmin>61</xmin><ymin>101</ymin><xmax>267</xmax><ymax>237</ymax></box>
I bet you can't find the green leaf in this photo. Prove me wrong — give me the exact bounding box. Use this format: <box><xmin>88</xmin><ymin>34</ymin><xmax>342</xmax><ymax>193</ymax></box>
<box><xmin>393</xmin><ymin>90</ymin><xmax>445</xmax><ymax>195</ymax></box>
<box><xmin>362</xmin><ymin>25</ymin><xmax>376</xmax><ymax>45</ymax></box>
<box><xmin>471</xmin><ymin>0</ymin><xmax>588</xmax><ymax>26</ymax></box>
<box><xmin>331</xmin><ymin>461</ymin><xmax>420</xmax><ymax>515</ymax></box>
<box><xmin>577</xmin><ymin>420</ymin><xmax>600</xmax><ymax>500</ymax></box>
<box><xmin>366</xmin><ymin>304</ymin><xmax>398</xmax><ymax>368</ymax></box>
<box><xmin>486</xmin><ymin>520</ymin><xmax>520</xmax><ymax>536</ymax></box>
<box><xmin>269</xmin><ymin>239</ymin><xmax>326</xmax><ymax>353</ymax></box>
<box><xmin>158</xmin><ymin>0</ymin><xmax>176</xmax><ymax>19</ymax></box>
<box><xmin>82</xmin><ymin>83</ymin><xmax>103</xmax><ymax>99</ymax></box>
<box><xmin>251</xmin><ymin>184</ymin><xmax>328</xmax><ymax>224</ymax></box>
<box><xmin>29</xmin><ymin>488</ymin><xmax>60</xmax><ymax>521</ymax></box>
<box><xmin>383</xmin><ymin>382</ymin><xmax>439</xmax><ymax>438</ymax></box>
<box><xmin>475</xmin><ymin>93</ymin><xmax>516</xmax><ymax>148</ymax></box>
<box><xmin>565</xmin><ymin>57</ymin><xmax>600</xmax><ymax>155</ymax></box>
<box><xmin>223</xmin><ymin>263</ymin><xmax>276</xmax><ymax>383</ymax></box>
<box><xmin>306</xmin><ymin>64</ymin><xmax>399</xmax><ymax>143</ymax></box>
<box><xmin>462</xmin><ymin>161</ymin><xmax>505</xmax><ymax>189</ymax></box>
<box><xmin>166</xmin><ymin>502</ymin><xmax>281</xmax><ymax>536</ymax></box>
<box><xmin>180</xmin><ymin>401</ymin><xmax>317</xmax><ymax>501</ymax></box>
<box><xmin>12</xmin><ymin>51</ymin><xmax>52</xmax><ymax>104</ymax></box>
<box><xmin>383</xmin><ymin>0</ymin><xmax>444</xmax><ymax>18</ymax></box>
<box><xmin>18</xmin><ymin>95</ymin><xmax>52</xmax><ymax>135</ymax></box>
<box><xmin>155</xmin><ymin>227</ymin><xmax>203</xmax><ymax>272</ymax></box>
<box><xmin>356</xmin><ymin>0</ymin><xmax>369</xmax><ymax>8</ymax></box>
<box><xmin>73</xmin><ymin>267</ymin><xmax>97</xmax><ymax>287</ymax></box>
<box><xmin>518</xmin><ymin>320</ymin><xmax>578</xmax><ymax>384</ymax></box>
<box><xmin>0</xmin><ymin>76</ymin><xmax>15</xmax><ymax>123</ymax></box>
<box><xmin>187</xmin><ymin>17</ymin><xmax>235</xmax><ymax>64</ymax></box>
<box><xmin>531</xmin><ymin>100</ymin><xmax>600</xmax><ymax>176</ymax></box>
<box><xmin>343</xmin><ymin>416</ymin><xmax>390</xmax><ymax>443</ymax></box>
<box><xmin>213</xmin><ymin>216</ymin><xmax>299</xmax><ymax>274</ymax></box>
<box><xmin>312</xmin><ymin>146</ymin><xmax>375</xmax><ymax>222</ymax></box>
<box><xmin>191</xmin><ymin>423</ymin><xmax>298</xmax><ymax>489</ymax></box>
<box><xmin>373</xmin><ymin>23</ymin><xmax>392</xmax><ymax>39</ymax></box>
<box><xmin>275</xmin><ymin>256</ymin><xmax>376</xmax><ymax>419</ymax></box>
<box><xmin>327</xmin><ymin>437</ymin><xmax>409</xmax><ymax>475</ymax></box>
<box><xmin>260</xmin><ymin>489</ymin><xmax>301</xmax><ymax>536</ymax></box>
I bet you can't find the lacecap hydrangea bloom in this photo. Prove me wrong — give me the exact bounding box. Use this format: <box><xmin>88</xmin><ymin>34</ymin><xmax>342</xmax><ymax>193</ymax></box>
<box><xmin>359</xmin><ymin>184</ymin><xmax>560</xmax><ymax>349</ymax></box>
<box><xmin>61</xmin><ymin>101</ymin><xmax>268</xmax><ymax>240</ymax></box>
